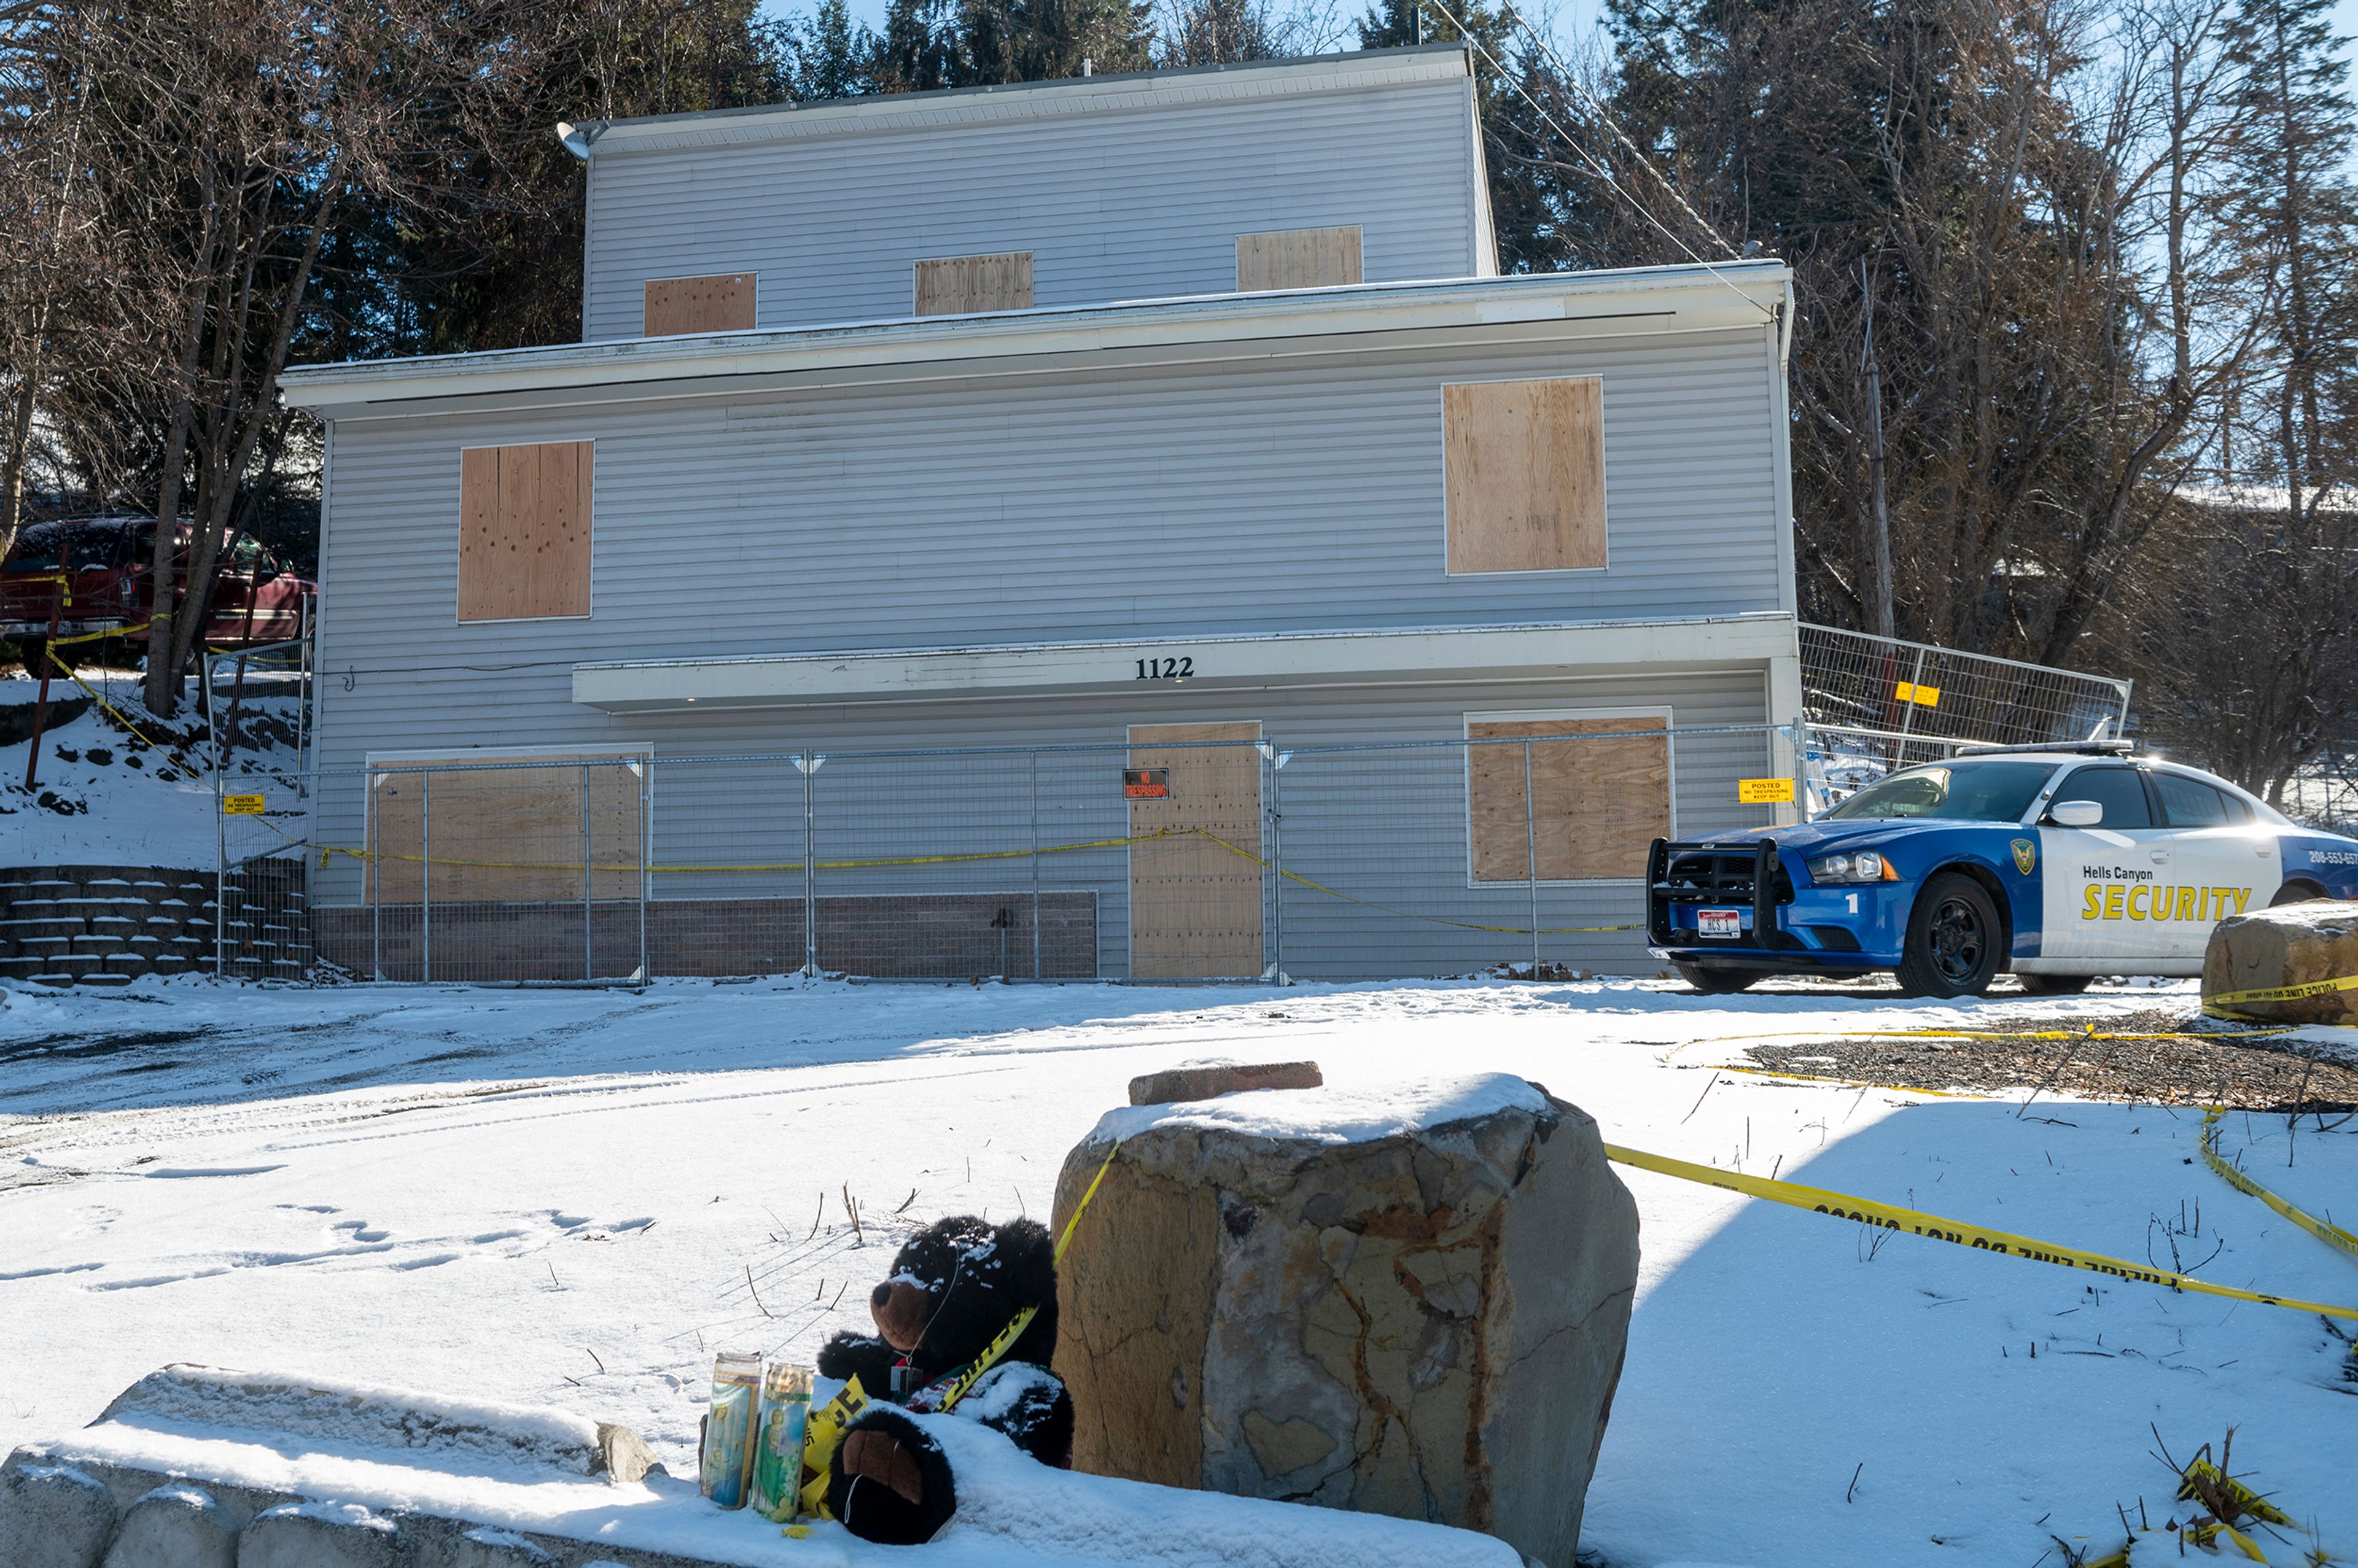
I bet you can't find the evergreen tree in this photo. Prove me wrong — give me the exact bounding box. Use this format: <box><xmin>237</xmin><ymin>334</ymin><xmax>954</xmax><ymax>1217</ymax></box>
<box><xmin>785</xmin><ymin>0</ymin><xmax>882</xmax><ymax>99</ymax></box>
<box><xmin>2222</xmin><ymin>0</ymin><xmax>2358</xmax><ymax>508</ymax></box>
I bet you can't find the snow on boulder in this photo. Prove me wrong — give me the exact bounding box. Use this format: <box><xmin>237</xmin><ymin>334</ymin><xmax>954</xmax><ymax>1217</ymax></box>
<box><xmin>2203</xmin><ymin>898</ymin><xmax>2358</xmax><ymax>1023</ymax></box>
<box><xmin>1051</xmin><ymin>1073</ymin><xmax>1639</xmax><ymax>1568</ymax></box>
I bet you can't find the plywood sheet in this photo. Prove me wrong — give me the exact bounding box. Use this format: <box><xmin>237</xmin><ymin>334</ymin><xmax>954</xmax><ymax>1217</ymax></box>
<box><xmin>1468</xmin><ymin>717</ymin><xmax>1668</xmax><ymax>882</ymax></box>
<box><xmin>643</xmin><ymin>273</ymin><xmax>757</xmax><ymax>336</ymax></box>
<box><xmin>1128</xmin><ymin>722</ymin><xmax>1263</xmax><ymax>979</ymax></box>
<box><xmin>369</xmin><ymin>753</ymin><xmax>645</xmax><ymax>904</ymax></box>
<box><xmin>912</xmin><ymin>252</ymin><xmax>1034</xmax><ymax>316</ymax></box>
<box><xmin>1444</xmin><ymin>377</ymin><xmax>1606</xmax><ymax>574</ymax></box>
<box><xmin>457</xmin><ymin>441</ymin><xmax>592</xmax><ymax>622</ymax></box>
<box><xmin>1234</xmin><ymin>226</ymin><xmax>1363</xmax><ymax>292</ymax></box>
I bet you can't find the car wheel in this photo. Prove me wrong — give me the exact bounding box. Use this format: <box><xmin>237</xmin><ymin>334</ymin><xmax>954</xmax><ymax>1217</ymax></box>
<box><xmin>2270</xmin><ymin>880</ymin><xmax>2329</xmax><ymax>907</ymax></box>
<box><xmin>2015</xmin><ymin>972</ymin><xmax>2093</xmax><ymax>996</ymax></box>
<box><xmin>1674</xmin><ymin>962</ymin><xmax>1759</xmax><ymax>995</ymax></box>
<box><xmin>1896</xmin><ymin>873</ymin><xmax>2002</xmax><ymax>998</ymax></box>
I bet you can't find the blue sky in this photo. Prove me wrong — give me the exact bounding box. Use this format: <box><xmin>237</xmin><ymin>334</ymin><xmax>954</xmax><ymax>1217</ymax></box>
<box><xmin>757</xmin><ymin>0</ymin><xmax>2358</xmax><ymax>84</ymax></box>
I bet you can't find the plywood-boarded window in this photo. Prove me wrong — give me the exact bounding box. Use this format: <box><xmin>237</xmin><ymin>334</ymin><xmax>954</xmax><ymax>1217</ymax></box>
<box><xmin>1235</xmin><ymin>226</ymin><xmax>1363</xmax><ymax>292</ymax></box>
<box><xmin>643</xmin><ymin>273</ymin><xmax>757</xmax><ymax>336</ymax></box>
<box><xmin>368</xmin><ymin>751</ymin><xmax>647</xmax><ymax>904</ymax></box>
<box><xmin>1468</xmin><ymin>715</ymin><xmax>1669</xmax><ymax>882</ymax></box>
<box><xmin>458</xmin><ymin>441</ymin><xmax>593</xmax><ymax>622</ymax></box>
<box><xmin>1443</xmin><ymin>377</ymin><xmax>1606</xmax><ymax>574</ymax></box>
<box><xmin>913</xmin><ymin>252</ymin><xmax>1034</xmax><ymax>316</ymax></box>
<box><xmin>1128</xmin><ymin>722</ymin><xmax>1263</xmax><ymax>979</ymax></box>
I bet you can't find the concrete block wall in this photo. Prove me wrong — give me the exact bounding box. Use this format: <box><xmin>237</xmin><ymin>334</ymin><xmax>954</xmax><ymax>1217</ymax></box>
<box><xmin>0</xmin><ymin>1452</ymin><xmax>723</xmax><ymax>1568</ymax></box>
<box><xmin>0</xmin><ymin>863</ymin><xmax>311</xmax><ymax>986</ymax></box>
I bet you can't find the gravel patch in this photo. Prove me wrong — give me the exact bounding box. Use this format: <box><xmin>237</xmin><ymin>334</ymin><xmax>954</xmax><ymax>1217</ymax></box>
<box><xmin>1743</xmin><ymin>1019</ymin><xmax>2358</xmax><ymax>1112</ymax></box>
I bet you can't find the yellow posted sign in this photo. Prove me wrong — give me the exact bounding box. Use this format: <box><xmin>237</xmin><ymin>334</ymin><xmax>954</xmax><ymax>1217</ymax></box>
<box><xmin>1737</xmin><ymin>777</ymin><xmax>1796</xmax><ymax>804</ymax></box>
<box><xmin>1894</xmin><ymin>680</ymin><xmax>1942</xmax><ymax>707</ymax></box>
<box><xmin>223</xmin><ymin>794</ymin><xmax>265</xmax><ymax>816</ymax></box>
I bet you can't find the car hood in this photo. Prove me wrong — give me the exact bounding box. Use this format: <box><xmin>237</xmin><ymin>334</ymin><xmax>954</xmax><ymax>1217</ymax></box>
<box><xmin>1697</xmin><ymin>818</ymin><xmax>2014</xmax><ymax>855</ymax></box>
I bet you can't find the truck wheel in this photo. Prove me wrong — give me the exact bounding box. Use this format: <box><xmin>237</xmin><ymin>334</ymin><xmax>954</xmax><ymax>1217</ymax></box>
<box><xmin>2271</xmin><ymin>880</ymin><xmax>2328</xmax><ymax>907</ymax></box>
<box><xmin>2015</xmin><ymin>972</ymin><xmax>2092</xmax><ymax>996</ymax></box>
<box><xmin>1674</xmin><ymin>962</ymin><xmax>1758</xmax><ymax>995</ymax></box>
<box><xmin>1896</xmin><ymin>873</ymin><xmax>2001</xmax><ymax>998</ymax></box>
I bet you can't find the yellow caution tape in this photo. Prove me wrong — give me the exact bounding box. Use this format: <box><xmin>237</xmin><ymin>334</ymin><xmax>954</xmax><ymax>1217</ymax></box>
<box><xmin>308</xmin><ymin>825</ymin><xmax>1635</xmax><ymax>938</ymax></box>
<box><xmin>312</xmin><ymin>828</ymin><xmax>1189</xmax><ymax>875</ymax></box>
<box><xmin>2200</xmin><ymin>1107</ymin><xmax>2358</xmax><ymax>1262</ymax></box>
<box><xmin>2204</xmin><ymin>971</ymin><xmax>2358</xmax><ymax>1015</ymax></box>
<box><xmin>2180</xmin><ymin>1457</ymin><xmax>2295</xmax><ymax>1530</ymax></box>
<box><xmin>933</xmin><ymin>1141</ymin><xmax>1121</xmax><ymax>1416</ymax></box>
<box><xmin>1600</xmin><ymin>1141</ymin><xmax>2358</xmax><ymax>1321</ymax></box>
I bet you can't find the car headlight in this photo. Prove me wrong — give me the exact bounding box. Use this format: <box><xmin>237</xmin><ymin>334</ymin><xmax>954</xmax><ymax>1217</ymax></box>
<box><xmin>1807</xmin><ymin>850</ymin><xmax>1901</xmax><ymax>885</ymax></box>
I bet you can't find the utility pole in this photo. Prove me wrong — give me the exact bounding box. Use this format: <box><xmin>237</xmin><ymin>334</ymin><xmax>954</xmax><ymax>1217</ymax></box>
<box><xmin>1859</xmin><ymin>258</ymin><xmax>1895</xmax><ymax>639</ymax></box>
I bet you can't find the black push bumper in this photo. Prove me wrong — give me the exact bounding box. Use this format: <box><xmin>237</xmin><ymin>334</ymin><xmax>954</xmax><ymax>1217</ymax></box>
<box><xmin>1646</xmin><ymin>837</ymin><xmax>1808</xmax><ymax>963</ymax></box>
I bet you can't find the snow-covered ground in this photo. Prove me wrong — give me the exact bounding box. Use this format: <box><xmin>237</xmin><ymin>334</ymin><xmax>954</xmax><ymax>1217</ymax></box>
<box><xmin>0</xmin><ymin>670</ymin><xmax>303</xmax><ymax>870</ymax></box>
<box><xmin>2</xmin><ymin>976</ymin><xmax>2352</xmax><ymax>1567</ymax></box>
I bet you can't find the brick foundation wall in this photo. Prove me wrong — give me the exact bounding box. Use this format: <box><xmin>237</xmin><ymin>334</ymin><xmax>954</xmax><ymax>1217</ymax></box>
<box><xmin>313</xmin><ymin>890</ymin><xmax>1099</xmax><ymax>982</ymax></box>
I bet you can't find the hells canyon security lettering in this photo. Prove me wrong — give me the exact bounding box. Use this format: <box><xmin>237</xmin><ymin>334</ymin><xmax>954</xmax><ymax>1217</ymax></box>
<box><xmin>2079</xmin><ymin>870</ymin><xmax>2249</xmax><ymax>923</ymax></box>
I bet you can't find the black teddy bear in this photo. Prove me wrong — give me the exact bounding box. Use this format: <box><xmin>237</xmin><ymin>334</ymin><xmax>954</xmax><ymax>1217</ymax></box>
<box><xmin>817</xmin><ymin>1214</ymin><xmax>1074</xmax><ymax>1545</ymax></box>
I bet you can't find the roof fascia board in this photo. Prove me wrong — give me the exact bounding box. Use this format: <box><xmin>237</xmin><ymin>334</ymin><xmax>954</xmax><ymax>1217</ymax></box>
<box><xmin>572</xmin><ymin>47</ymin><xmax>1469</xmax><ymax>155</ymax></box>
<box><xmin>282</xmin><ymin>265</ymin><xmax>1790</xmax><ymax>419</ymax></box>
<box><xmin>571</xmin><ymin>614</ymin><xmax>1800</xmax><ymax>713</ymax></box>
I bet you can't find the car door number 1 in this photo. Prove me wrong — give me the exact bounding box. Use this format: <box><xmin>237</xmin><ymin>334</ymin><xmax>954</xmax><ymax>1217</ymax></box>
<box><xmin>1846</xmin><ymin>893</ymin><xmax>1859</xmax><ymax>914</ymax></box>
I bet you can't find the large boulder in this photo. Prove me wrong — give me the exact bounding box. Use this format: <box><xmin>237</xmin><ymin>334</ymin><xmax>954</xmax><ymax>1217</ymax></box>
<box><xmin>103</xmin><ymin>1486</ymin><xmax>236</xmax><ymax>1568</ymax></box>
<box><xmin>0</xmin><ymin>1461</ymin><xmax>119</xmax><ymax>1568</ymax></box>
<box><xmin>2203</xmin><ymin>899</ymin><xmax>2358</xmax><ymax>1023</ymax></box>
<box><xmin>1049</xmin><ymin>1073</ymin><xmax>1638</xmax><ymax>1568</ymax></box>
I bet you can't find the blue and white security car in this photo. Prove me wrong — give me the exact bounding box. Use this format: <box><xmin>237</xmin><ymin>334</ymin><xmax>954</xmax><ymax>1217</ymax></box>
<box><xmin>1646</xmin><ymin>742</ymin><xmax>2358</xmax><ymax>997</ymax></box>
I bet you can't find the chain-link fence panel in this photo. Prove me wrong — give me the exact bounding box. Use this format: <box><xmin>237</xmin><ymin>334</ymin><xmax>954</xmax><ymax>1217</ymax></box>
<box><xmin>1799</xmin><ymin>623</ymin><xmax>2134</xmax><ymax>810</ymax></box>
<box><xmin>290</xmin><ymin>726</ymin><xmax>1802</xmax><ymax>985</ymax></box>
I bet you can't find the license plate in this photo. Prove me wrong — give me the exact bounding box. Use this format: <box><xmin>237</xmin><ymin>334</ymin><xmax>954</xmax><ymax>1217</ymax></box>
<box><xmin>1697</xmin><ymin>908</ymin><xmax>1743</xmax><ymax>939</ymax></box>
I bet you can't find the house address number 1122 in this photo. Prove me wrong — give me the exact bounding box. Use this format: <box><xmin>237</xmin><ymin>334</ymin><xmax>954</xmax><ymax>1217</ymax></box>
<box><xmin>1134</xmin><ymin>656</ymin><xmax>1194</xmax><ymax>680</ymax></box>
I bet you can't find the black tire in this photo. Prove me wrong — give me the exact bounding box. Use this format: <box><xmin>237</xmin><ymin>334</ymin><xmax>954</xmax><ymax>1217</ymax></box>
<box><xmin>1896</xmin><ymin>872</ymin><xmax>2003</xmax><ymax>998</ymax></box>
<box><xmin>2014</xmin><ymin>972</ymin><xmax>2093</xmax><ymax>996</ymax></box>
<box><xmin>1675</xmin><ymin>961</ymin><xmax>1759</xmax><ymax>995</ymax></box>
<box><xmin>2270</xmin><ymin>880</ymin><xmax>2329</xmax><ymax>907</ymax></box>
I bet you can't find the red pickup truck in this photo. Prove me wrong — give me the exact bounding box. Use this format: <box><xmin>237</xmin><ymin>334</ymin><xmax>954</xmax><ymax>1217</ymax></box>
<box><xmin>0</xmin><ymin>516</ymin><xmax>312</xmax><ymax>659</ymax></box>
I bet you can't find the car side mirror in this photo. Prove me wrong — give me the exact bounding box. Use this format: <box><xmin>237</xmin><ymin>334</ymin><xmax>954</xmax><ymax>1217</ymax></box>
<box><xmin>2049</xmin><ymin>800</ymin><xmax>2103</xmax><ymax>828</ymax></box>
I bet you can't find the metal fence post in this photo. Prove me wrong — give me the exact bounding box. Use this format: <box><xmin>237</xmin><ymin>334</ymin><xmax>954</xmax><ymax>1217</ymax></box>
<box><xmin>1268</xmin><ymin>744</ymin><xmax>1286</xmax><ymax>985</ymax></box>
<box><xmin>1029</xmin><ymin>750</ymin><xmax>1041</xmax><ymax>980</ymax></box>
<box><xmin>1523</xmin><ymin>739</ymin><xmax>1540</xmax><ymax>980</ymax></box>
<box><xmin>582</xmin><ymin>763</ymin><xmax>594</xmax><ymax>982</ymax></box>
<box><xmin>421</xmin><ymin>770</ymin><xmax>432</xmax><ymax>984</ymax></box>
<box><xmin>214</xmin><ymin>758</ymin><xmax>228</xmax><ymax>982</ymax></box>
<box><xmin>369</xmin><ymin>770</ymin><xmax>381</xmax><ymax>981</ymax></box>
<box><xmin>800</xmin><ymin>752</ymin><xmax>819</xmax><ymax>978</ymax></box>
<box><xmin>637</xmin><ymin>759</ymin><xmax>650</xmax><ymax>983</ymax></box>
<box><xmin>1894</xmin><ymin>646</ymin><xmax>1927</xmax><ymax>767</ymax></box>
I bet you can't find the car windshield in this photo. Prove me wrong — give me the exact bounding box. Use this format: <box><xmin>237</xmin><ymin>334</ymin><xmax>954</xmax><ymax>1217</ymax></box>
<box><xmin>1824</xmin><ymin>760</ymin><xmax>2057</xmax><ymax>822</ymax></box>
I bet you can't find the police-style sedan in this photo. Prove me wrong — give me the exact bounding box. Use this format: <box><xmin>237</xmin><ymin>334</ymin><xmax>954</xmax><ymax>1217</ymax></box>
<box><xmin>1646</xmin><ymin>743</ymin><xmax>2358</xmax><ymax>997</ymax></box>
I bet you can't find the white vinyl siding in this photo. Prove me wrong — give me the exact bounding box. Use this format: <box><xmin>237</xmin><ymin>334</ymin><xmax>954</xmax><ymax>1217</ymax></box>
<box><xmin>580</xmin><ymin>75</ymin><xmax>1487</xmax><ymax>339</ymax></box>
